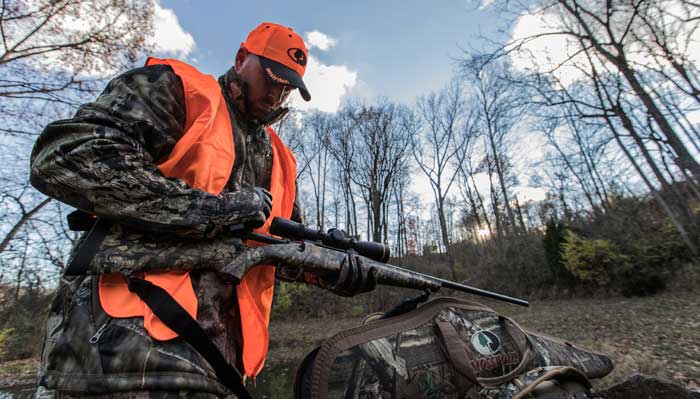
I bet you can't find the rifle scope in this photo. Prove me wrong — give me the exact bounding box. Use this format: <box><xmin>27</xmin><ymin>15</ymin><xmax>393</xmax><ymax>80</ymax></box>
<box><xmin>270</xmin><ymin>217</ymin><xmax>391</xmax><ymax>263</ymax></box>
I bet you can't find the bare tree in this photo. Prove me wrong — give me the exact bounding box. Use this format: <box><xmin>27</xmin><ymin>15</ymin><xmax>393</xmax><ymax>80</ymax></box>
<box><xmin>482</xmin><ymin>0</ymin><xmax>700</xmax><ymax>252</ymax></box>
<box><xmin>326</xmin><ymin>104</ymin><xmax>361</xmax><ymax>236</ymax></box>
<box><xmin>348</xmin><ymin>100</ymin><xmax>416</xmax><ymax>243</ymax></box>
<box><xmin>0</xmin><ymin>150</ymin><xmax>74</xmax><ymax>293</ymax></box>
<box><xmin>538</xmin><ymin>114</ymin><xmax>614</xmax><ymax>213</ymax></box>
<box><xmin>413</xmin><ymin>80</ymin><xmax>469</xmax><ymax>249</ymax></box>
<box><xmin>497</xmin><ymin>0</ymin><xmax>700</xmax><ymax>184</ymax></box>
<box><xmin>0</xmin><ymin>0</ymin><xmax>156</xmax><ymax>291</ymax></box>
<box><xmin>0</xmin><ymin>0</ymin><xmax>155</xmax><ymax>136</ymax></box>
<box><xmin>413</xmin><ymin>79</ymin><xmax>478</xmax><ymax>278</ymax></box>
<box><xmin>554</xmin><ymin>0</ymin><xmax>700</xmax><ymax>179</ymax></box>
<box><xmin>462</xmin><ymin>58</ymin><xmax>528</xmax><ymax>236</ymax></box>
<box><xmin>296</xmin><ymin>112</ymin><xmax>334</xmax><ymax>230</ymax></box>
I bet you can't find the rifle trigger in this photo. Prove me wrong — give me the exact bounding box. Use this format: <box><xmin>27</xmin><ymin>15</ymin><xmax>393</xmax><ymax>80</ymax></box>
<box><xmin>276</xmin><ymin>263</ymin><xmax>304</xmax><ymax>282</ymax></box>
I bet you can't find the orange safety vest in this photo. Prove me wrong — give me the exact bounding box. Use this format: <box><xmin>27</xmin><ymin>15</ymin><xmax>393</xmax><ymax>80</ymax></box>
<box><xmin>98</xmin><ymin>57</ymin><xmax>297</xmax><ymax>378</ymax></box>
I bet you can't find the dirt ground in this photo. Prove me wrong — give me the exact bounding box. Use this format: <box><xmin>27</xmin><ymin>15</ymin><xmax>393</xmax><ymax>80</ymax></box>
<box><xmin>2</xmin><ymin>290</ymin><xmax>698</xmax><ymax>392</ymax></box>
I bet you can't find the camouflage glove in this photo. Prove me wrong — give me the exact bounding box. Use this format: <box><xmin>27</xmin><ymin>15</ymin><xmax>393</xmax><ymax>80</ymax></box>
<box><xmin>318</xmin><ymin>254</ymin><xmax>378</xmax><ymax>297</ymax></box>
<box><xmin>211</xmin><ymin>187</ymin><xmax>272</xmax><ymax>234</ymax></box>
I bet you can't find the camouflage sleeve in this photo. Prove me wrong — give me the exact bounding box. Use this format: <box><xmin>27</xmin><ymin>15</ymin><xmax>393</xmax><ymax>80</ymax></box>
<box><xmin>86</xmin><ymin>224</ymin><xmax>246</xmax><ymax>275</ymax></box>
<box><xmin>30</xmin><ymin>65</ymin><xmax>227</xmax><ymax>239</ymax></box>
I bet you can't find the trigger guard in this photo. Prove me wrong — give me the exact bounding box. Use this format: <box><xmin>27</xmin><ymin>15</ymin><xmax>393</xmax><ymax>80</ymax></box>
<box><xmin>276</xmin><ymin>263</ymin><xmax>305</xmax><ymax>282</ymax></box>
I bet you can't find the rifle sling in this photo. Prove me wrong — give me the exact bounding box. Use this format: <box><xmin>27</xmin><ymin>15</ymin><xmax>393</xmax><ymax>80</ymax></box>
<box><xmin>64</xmin><ymin>211</ymin><xmax>112</xmax><ymax>276</ymax></box>
<box><xmin>63</xmin><ymin>211</ymin><xmax>252</xmax><ymax>399</ymax></box>
<box><xmin>125</xmin><ymin>274</ymin><xmax>252</xmax><ymax>399</ymax></box>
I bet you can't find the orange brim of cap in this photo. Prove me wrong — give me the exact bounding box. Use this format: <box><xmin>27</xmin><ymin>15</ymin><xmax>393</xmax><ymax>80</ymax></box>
<box><xmin>258</xmin><ymin>56</ymin><xmax>311</xmax><ymax>101</ymax></box>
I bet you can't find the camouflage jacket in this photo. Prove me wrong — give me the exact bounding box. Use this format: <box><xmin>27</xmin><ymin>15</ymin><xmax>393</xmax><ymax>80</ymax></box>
<box><xmin>30</xmin><ymin>64</ymin><xmax>300</xmax><ymax>397</ymax></box>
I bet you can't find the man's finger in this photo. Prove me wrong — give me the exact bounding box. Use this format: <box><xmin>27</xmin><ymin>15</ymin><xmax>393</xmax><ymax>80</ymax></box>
<box><xmin>261</xmin><ymin>188</ymin><xmax>273</xmax><ymax>204</ymax></box>
<box><xmin>334</xmin><ymin>256</ymin><xmax>352</xmax><ymax>293</ymax></box>
<box><xmin>354</xmin><ymin>257</ymin><xmax>366</xmax><ymax>292</ymax></box>
<box><xmin>367</xmin><ymin>267</ymin><xmax>378</xmax><ymax>292</ymax></box>
<box><xmin>255</xmin><ymin>187</ymin><xmax>273</xmax><ymax>211</ymax></box>
<box><xmin>248</xmin><ymin>211</ymin><xmax>266</xmax><ymax>228</ymax></box>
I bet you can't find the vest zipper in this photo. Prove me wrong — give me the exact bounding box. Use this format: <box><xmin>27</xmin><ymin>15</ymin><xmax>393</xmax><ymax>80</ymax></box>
<box><xmin>89</xmin><ymin>318</ymin><xmax>112</xmax><ymax>344</ymax></box>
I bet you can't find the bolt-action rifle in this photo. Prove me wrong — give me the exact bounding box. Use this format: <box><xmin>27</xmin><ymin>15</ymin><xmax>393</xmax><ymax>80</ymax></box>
<box><xmin>226</xmin><ymin>217</ymin><xmax>528</xmax><ymax>307</ymax></box>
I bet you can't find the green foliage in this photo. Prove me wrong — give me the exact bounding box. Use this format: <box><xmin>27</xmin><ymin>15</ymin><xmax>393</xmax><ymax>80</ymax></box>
<box><xmin>558</xmin><ymin>192</ymin><xmax>693</xmax><ymax>297</ymax></box>
<box><xmin>0</xmin><ymin>328</ymin><xmax>15</xmax><ymax>359</ymax></box>
<box><xmin>272</xmin><ymin>281</ymin><xmax>310</xmax><ymax>315</ymax></box>
<box><xmin>580</xmin><ymin>193</ymin><xmax>693</xmax><ymax>296</ymax></box>
<box><xmin>350</xmin><ymin>303</ymin><xmax>367</xmax><ymax>317</ymax></box>
<box><xmin>271</xmin><ymin>280</ymin><xmax>369</xmax><ymax>319</ymax></box>
<box><xmin>561</xmin><ymin>231</ymin><xmax>630</xmax><ymax>287</ymax></box>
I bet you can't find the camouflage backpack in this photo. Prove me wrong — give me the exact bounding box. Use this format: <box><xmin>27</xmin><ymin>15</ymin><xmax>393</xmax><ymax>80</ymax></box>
<box><xmin>293</xmin><ymin>297</ymin><xmax>612</xmax><ymax>399</ymax></box>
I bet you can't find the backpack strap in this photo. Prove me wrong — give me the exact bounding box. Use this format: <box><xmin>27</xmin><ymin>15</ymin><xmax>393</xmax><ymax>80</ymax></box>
<box><xmin>435</xmin><ymin>319</ymin><xmax>481</xmax><ymax>386</ymax></box>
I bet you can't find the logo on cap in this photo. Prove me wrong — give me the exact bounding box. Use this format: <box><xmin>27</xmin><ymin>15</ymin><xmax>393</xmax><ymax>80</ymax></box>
<box><xmin>265</xmin><ymin>67</ymin><xmax>290</xmax><ymax>85</ymax></box>
<box><xmin>287</xmin><ymin>48</ymin><xmax>307</xmax><ymax>66</ymax></box>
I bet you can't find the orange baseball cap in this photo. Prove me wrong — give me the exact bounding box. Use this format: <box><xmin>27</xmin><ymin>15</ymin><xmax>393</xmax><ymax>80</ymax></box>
<box><xmin>242</xmin><ymin>22</ymin><xmax>311</xmax><ymax>101</ymax></box>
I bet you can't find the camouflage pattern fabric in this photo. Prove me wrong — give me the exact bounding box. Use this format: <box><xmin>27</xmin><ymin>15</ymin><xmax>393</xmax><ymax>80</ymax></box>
<box><xmin>30</xmin><ymin>64</ymin><xmax>300</xmax><ymax>396</ymax></box>
<box><xmin>479</xmin><ymin>366</ymin><xmax>593</xmax><ymax>399</ymax></box>
<box><xmin>323</xmin><ymin>307</ymin><xmax>522</xmax><ymax>398</ymax></box>
<box><xmin>36</xmin><ymin>385</ymin><xmax>232</xmax><ymax>399</ymax></box>
<box><xmin>304</xmin><ymin>298</ymin><xmax>612</xmax><ymax>399</ymax></box>
<box><xmin>221</xmin><ymin>242</ymin><xmax>443</xmax><ymax>292</ymax></box>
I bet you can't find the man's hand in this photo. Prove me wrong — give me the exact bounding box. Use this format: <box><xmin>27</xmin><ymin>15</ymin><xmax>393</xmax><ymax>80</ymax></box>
<box><xmin>211</xmin><ymin>187</ymin><xmax>273</xmax><ymax>234</ymax></box>
<box><xmin>319</xmin><ymin>254</ymin><xmax>378</xmax><ymax>297</ymax></box>
<box><xmin>251</xmin><ymin>187</ymin><xmax>273</xmax><ymax>223</ymax></box>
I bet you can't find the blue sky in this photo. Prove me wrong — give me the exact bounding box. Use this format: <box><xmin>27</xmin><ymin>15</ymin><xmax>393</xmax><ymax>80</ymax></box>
<box><xmin>156</xmin><ymin>0</ymin><xmax>504</xmax><ymax>109</ymax></box>
<box><xmin>148</xmin><ymin>0</ymin><xmax>549</xmax><ymax>204</ymax></box>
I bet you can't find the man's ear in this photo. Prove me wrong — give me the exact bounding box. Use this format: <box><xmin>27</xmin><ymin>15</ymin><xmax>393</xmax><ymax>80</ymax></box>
<box><xmin>235</xmin><ymin>47</ymin><xmax>249</xmax><ymax>71</ymax></box>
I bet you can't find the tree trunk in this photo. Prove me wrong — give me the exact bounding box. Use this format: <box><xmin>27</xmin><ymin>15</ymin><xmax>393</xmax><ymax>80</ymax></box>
<box><xmin>371</xmin><ymin>193</ymin><xmax>382</xmax><ymax>243</ymax></box>
<box><xmin>619</xmin><ymin>66</ymin><xmax>700</xmax><ymax>179</ymax></box>
<box><xmin>488</xmin><ymin>133</ymin><xmax>517</xmax><ymax>232</ymax></box>
<box><xmin>470</xmin><ymin>173</ymin><xmax>493</xmax><ymax>237</ymax></box>
<box><xmin>514</xmin><ymin>196</ymin><xmax>527</xmax><ymax>232</ymax></box>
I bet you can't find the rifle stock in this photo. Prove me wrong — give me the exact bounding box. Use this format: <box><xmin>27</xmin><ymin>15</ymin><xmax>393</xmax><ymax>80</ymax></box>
<box><xmin>237</xmin><ymin>227</ymin><xmax>529</xmax><ymax>307</ymax></box>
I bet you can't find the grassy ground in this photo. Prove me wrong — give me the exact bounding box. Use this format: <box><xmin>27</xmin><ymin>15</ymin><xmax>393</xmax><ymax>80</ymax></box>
<box><xmin>2</xmin><ymin>290</ymin><xmax>698</xmax><ymax>392</ymax></box>
<box><xmin>486</xmin><ymin>290</ymin><xmax>700</xmax><ymax>390</ymax></box>
<box><xmin>267</xmin><ymin>289</ymin><xmax>700</xmax><ymax>390</ymax></box>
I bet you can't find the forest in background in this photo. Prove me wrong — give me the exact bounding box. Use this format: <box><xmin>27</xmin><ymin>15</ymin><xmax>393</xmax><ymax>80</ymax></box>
<box><xmin>1</xmin><ymin>0</ymin><xmax>700</xmax><ymax>364</ymax></box>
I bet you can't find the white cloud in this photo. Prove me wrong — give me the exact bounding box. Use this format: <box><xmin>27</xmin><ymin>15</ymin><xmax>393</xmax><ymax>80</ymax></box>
<box><xmin>515</xmin><ymin>185</ymin><xmax>547</xmax><ymax>203</ymax></box>
<box><xmin>508</xmin><ymin>11</ymin><xmax>591</xmax><ymax>88</ymax></box>
<box><xmin>304</xmin><ymin>31</ymin><xmax>337</xmax><ymax>51</ymax></box>
<box><xmin>289</xmin><ymin>54</ymin><xmax>357</xmax><ymax>113</ymax></box>
<box><xmin>478</xmin><ymin>0</ymin><xmax>496</xmax><ymax>10</ymax></box>
<box><xmin>150</xmin><ymin>1</ymin><xmax>196</xmax><ymax>58</ymax></box>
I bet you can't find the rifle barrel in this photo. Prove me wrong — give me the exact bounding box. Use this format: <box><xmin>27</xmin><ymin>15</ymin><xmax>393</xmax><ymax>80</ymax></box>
<box><xmin>437</xmin><ymin>278</ymin><xmax>529</xmax><ymax>307</ymax></box>
<box><xmin>373</xmin><ymin>262</ymin><xmax>529</xmax><ymax>307</ymax></box>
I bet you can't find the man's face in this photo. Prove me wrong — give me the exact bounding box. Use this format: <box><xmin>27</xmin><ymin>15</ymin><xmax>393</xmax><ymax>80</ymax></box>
<box><xmin>235</xmin><ymin>49</ymin><xmax>292</xmax><ymax>121</ymax></box>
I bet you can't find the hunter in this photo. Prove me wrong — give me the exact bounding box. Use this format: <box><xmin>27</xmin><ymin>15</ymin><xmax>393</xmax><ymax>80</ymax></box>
<box><xmin>30</xmin><ymin>22</ymin><xmax>375</xmax><ymax>399</ymax></box>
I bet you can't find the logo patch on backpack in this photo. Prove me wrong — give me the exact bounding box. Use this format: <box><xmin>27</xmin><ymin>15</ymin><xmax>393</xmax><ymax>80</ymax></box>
<box><xmin>471</xmin><ymin>330</ymin><xmax>501</xmax><ymax>355</ymax></box>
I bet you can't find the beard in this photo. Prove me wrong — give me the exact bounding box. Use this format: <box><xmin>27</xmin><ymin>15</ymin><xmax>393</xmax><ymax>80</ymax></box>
<box><xmin>219</xmin><ymin>66</ymin><xmax>288</xmax><ymax>127</ymax></box>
